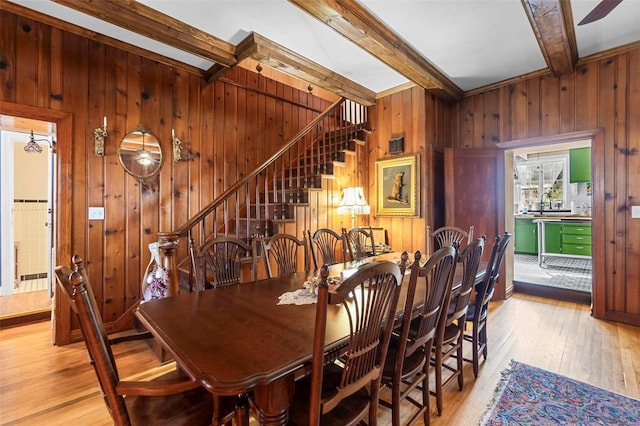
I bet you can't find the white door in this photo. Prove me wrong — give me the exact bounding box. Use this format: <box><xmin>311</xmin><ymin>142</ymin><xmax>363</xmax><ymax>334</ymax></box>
<box><xmin>0</xmin><ymin>130</ymin><xmax>54</xmax><ymax>299</ymax></box>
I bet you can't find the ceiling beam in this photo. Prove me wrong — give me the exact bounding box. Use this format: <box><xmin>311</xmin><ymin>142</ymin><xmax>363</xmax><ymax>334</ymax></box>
<box><xmin>45</xmin><ymin>0</ymin><xmax>377</xmax><ymax>105</ymax></box>
<box><xmin>521</xmin><ymin>0</ymin><xmax>578</xmax><ymax>76</ymax></box>
<box><xmin>236</xmin><ymin>32</ymin><xmax>376</xmax><ymax>106</ymax></box>
<box><xmin>288</xmin><ymin>0</ymin><xmax>462</xmax><ymax>102</ymax></box>
<box><xmin>52</xmin><ymin>0</ymin><xmax>237</xmax><ymax>67</ymax></box>
<box><xmin>0</xmin><ymin>0</ymin><xmax>206</xmax><ymax>76</ymax></box>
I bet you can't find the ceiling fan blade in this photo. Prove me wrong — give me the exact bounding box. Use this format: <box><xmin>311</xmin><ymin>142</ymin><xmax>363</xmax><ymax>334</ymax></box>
<box><xmin>578</xmin><ymin>0</ymin><xmax>624</xmax><ymax>26</ymax></box>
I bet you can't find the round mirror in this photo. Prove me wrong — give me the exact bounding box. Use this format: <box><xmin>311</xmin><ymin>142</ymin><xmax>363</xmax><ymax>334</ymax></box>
<box><xmin>117</xmin><ymin>124</ymin><xmax>163</xmax><ymax>181</ymax></box>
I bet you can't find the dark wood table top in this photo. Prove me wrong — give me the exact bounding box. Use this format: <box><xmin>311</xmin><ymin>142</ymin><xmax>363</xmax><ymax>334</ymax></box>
<box><xmin>137</xmin><ymin>269</ymin><xmax>345</xmax><ymax>395</ymax></box>
<box><xmin>135</xmin><ymin>252</ymin><xmax>485</xmax><ymax>422</ymax></box>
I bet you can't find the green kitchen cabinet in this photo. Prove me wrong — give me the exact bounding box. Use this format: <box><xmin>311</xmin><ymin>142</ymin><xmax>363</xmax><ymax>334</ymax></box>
<box><xmin>543</xmin><ymin>222</ymin><xmax>563</xmax><ymax>254</ymax></box>
<box><xmin>569</xmin><ymin>147</ymin><xmax>591</xmax><ymax>183</ymax></box>
<box><xmin>561</xmin><ymin>223</ymin><xmax>592</xmax><ymax>256</ymax></box>
<box><xmin>515</xmin><ymin>218</ymin><xmax>537</xmax><ymax>254</ymax></box>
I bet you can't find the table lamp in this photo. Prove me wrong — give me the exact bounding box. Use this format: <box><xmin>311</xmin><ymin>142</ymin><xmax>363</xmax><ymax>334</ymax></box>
<box><xmin>337</xmin><ymin>186</ymin><xmax>370</xmax><ymax>228</ymax></box>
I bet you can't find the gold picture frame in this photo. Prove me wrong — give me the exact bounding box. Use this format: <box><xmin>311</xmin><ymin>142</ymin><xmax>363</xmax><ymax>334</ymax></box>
<box><xmin>375</xmin><ymin>154</ymin><xmax>419</xmax><ymax>217</ymax></box>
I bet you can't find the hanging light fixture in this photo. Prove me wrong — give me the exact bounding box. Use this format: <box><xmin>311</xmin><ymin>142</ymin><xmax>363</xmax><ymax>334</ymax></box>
<box><xmin>135</xmin><ymin>125</ymin><xmax>153</xmax><ymax>166</ymax></box>
<box><xmin>23</xmin><ymin>130</ymin><xmax>55</xmax><ymax>154</ymax></box>
<box><xmin>337</xmin><ymin>186</ymin><xmax>370</xmax><ymax>229</ymax></box>
<box><xmin>24</xmin><ymin>130</ymin><xmax>47</xmax><ymax>153</ymax></box>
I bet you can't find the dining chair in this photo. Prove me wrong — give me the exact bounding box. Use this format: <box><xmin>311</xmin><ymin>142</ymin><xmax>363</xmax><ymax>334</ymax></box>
<box><xmin>397</xmin><ymin>250</ymin><xmax>410</xmax><ymax>274</ymax></box>
<box><xmin>68</xmin><ymin>255</ymin><xmax>162</xmax><ymax>344</ymax></box>
<box><xmin>431</xmin><ymin>237</ymin><xmax>485</xmax><ymax>416</ymax></box>
<box><xmin>343</xmin><ymin>226</ymin><xmax>376</xmax><ymax>260</ymax></box>
<box><xmin>379</xmin><ymin>246</ymin><xmax>458</xmax><ymax>426</ymax></box>
<box><xmin>194</xmin><ymin>235</ymin><xmax>254</xmax><ymax>290</ymax></box>
<box><xmin>426</xmin><ymin>225</ymin><xmax>474</xmax><ymax>256</ymax></box>
<box><xmin>259</xmin><ymin>233</ymin><xmax>309</xmax><ymax>278</ymax></box>
<box><xmin>288</xmin><ymin>261</ymin><xmax>402</xmax><ymax>425</ymax></box>
<box><xmin>54</xmin><ymin>259</ymin><xmax>238</xmax><ymax>426</ymax></box>
<box><xmin>463</xmin><ymin>232</ymin><xmax>511</xmax><ymax>377</ymax></box>
<box><xmin>307</xmin><ymin>228</ymin><xmax>345</xmax><ymax>269</ymax></box>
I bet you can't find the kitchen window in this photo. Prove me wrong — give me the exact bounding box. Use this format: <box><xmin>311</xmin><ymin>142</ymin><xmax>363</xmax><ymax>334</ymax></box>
<box><xmin>514</xmin><ymin>153</ymin><xmax>568</xmax><ymax>213</ymax></box>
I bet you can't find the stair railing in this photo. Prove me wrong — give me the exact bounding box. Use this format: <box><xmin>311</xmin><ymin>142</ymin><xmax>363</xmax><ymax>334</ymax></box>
<box><xmin>158</xmin><ymin>97</ymin><xmax>368</xmax><ymax>295</ymax></box>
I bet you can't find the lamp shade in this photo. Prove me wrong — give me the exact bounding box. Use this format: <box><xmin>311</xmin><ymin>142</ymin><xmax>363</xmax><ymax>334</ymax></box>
<box><xmin>337</xmin><ymin>186</ymin><xmax>370</xmax><ymax>215</ymax></box>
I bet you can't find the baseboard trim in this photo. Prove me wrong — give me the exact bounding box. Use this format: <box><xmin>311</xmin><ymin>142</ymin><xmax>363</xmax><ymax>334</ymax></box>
<box><xmin>0</xmin><ymin>309</ymin><xmax>51</xmax><ymax>328</ymax></box>
<box><xmin>514</xmin><ymin>281</ymin><xmax>591</xmax><ymax>305</ymax></box>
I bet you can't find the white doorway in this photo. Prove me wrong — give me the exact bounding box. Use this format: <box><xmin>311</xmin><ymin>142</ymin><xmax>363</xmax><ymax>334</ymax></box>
<box><xmin>0</xmin><ymin>124</ymin><xmax>55</xmax><ymax>318</ymax></box>
<box><xmin>504</xmin><ymin>139</ymin><xmax>593</xmax><ymax>303</ymax></box>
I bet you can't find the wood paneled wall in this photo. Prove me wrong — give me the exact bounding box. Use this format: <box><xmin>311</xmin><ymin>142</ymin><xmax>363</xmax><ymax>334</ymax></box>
<box><xmin>452</xmin><ymin>48</ymin><xmax>640</xmax><ymax>324</ymax></box>
<box><xmin>0</xmin><ymin>10</ymin><xmax>347</xmax><ymax>342</ymax></box>
<box><xmin>369</xmin><ymin>86</ymin><xmax>454</xmax><ymax>254</ymax></box>
<box><xmin>370</xmin><ymin>50</ymin><xmax>640</xmax><ymax>325</ymax></box>
<box><xmin>3</xmin><ymin>7</ymin><xmax>638</xmax><ymax>331</ymax></box>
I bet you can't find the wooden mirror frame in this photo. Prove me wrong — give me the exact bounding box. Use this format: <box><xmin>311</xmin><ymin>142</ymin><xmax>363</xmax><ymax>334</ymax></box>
<box><xmin>117</xmin><ymin>124</ymin><xmax>163</xmax><ymax>182</ymax></box>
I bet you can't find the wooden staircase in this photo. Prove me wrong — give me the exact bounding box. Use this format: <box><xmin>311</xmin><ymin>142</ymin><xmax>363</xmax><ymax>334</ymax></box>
<box><xmin>238</xmin><ymin>123</ymin><xmax>369</xmax><ymax>234</ymax></box>
<box><xmin>158</xmin><ymin>97</ymin><xmax>369</xmax><ymax>294</ymax></box>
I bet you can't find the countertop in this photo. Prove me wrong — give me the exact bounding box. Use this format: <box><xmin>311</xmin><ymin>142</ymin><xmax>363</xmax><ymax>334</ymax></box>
<box><xmin>516</xmin><ymin>214</ymin><xmax>592</xmax><ymax>221</ymax></box>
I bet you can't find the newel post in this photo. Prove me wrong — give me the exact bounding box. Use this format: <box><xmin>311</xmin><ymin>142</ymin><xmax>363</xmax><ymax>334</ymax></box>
<box><xmin>158</xmin><ymin>231</ymin><xmax>180</xmax><ymax>297</ymax></box>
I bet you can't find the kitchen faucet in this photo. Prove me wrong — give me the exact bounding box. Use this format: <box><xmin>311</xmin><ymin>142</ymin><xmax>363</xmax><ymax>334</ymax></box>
<box><xmin>540</xmin><ymin>191</ymin><xmax>552</xmax><ymax>213</ymax></box>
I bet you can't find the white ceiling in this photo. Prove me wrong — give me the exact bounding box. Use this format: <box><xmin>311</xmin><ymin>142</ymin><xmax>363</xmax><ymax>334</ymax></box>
<box><xmin>9</xmin><ymin>0</ymin><xmax>640</xmax><ymax>94</ymax></box>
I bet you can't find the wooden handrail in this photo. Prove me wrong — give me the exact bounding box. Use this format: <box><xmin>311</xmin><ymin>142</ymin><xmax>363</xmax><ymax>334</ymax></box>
<box><xmin>172</xmin><ymin>96</ymin><xmax>347</xmax><ymax>238</ymax></box>
<box><xmin>157</xmin><ymin>96</ymin><xmax>361</xmax><ymax>295</ymax></box>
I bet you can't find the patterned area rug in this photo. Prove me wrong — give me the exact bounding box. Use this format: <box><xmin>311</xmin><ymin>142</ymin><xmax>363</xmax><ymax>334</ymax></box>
<box><xmin>481</xmin><ymin>361</ymin><xmax>640</xmax><ymax>425</ymax></box>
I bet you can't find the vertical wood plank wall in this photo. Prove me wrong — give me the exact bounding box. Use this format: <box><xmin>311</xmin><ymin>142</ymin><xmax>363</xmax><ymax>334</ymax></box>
<box><xmin>451</xmin><ymin>48</ymin><xmax>640</xmax><ymax>324</ymax></box>
<box><xmin>2</xmin><ymin>8</ymin><xmax>638</xmax><ymax>329</ymax></box>
<box><xmin>0</xmin><ymin>11</ymin><xmax>352</xmax><ymax>340</ymax></box>
<box><xmin>370</xmin><ymin>86</ymin><xmax>454</xmax><ymax>256</ymax></box>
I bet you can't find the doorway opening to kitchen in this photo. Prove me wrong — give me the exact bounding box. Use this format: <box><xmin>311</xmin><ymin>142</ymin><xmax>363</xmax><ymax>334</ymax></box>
<box><xmin>508</xmin><ymin>139</ymin><xmax>592</xmax><ymax>304</ymax></box>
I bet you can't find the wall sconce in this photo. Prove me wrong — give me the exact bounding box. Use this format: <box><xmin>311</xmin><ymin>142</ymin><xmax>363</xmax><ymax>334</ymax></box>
<box><xmin>337</xmin><ymin>186</ymin><xmax>370</xmax><ymax>229</ymax></box>
<box><xmin>93</xmin><ymin>116</ymin><xmax>108</xmax><ymax>157</ymax></box>
<box><xmin>172</xmin><ymin>128</ymin><xmax>183</xmax><ymax>162</ymax></box>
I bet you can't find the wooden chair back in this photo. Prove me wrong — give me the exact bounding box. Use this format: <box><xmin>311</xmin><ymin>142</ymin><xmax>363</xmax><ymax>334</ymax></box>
<box><xmin>380</xmin><ymin>246</ymin><xmax>457</xmax><ymax>425</ymax></box>
<box><xmin>309</xmin><ymin>261</ymin><xmax>402</xmax><ymax>423</ymax></box>
<box><xmin>426</xmin><ymin>225</ymin><xmax>474</xmax><ymax>256</ymax></box>
<box><xmin>55</xmin><ymin>258</ymin><xmax>225</xmax><ymax>426</ymax></box>
<box><xmin>260</xmin><ymin>233</ymin><xmax>309</xmax><ymax>278</ymax></box>
<box><xmin>397</xmin><ymin>250</ymin><xmax>410</xmax><ymax>275</ymax></box>
<box><xmin>449</xmin><ymin>237</ymin><xmax>485</xmax><ymax>323</ymax></box>
<box><xmin>343</xmin><ymin>226</ymin><xmax>375</xmax><ymax>260</ymax></box>
<box><xmin>476</xmin><ymin>232</ymin><xmax>511</xmax><ymax>310</ymax></box>
<box><xmin>194</xmin><ymin>235</ymin><xmax>254</xmax><ymax>289</ymax></box>
<box><xmin>430</xmin><ymin>238</ymin><xmax>485</xmax><ymax>415</ymax></box>
<box><xmin>463</xmin><ymin>232</ymin><xmax>511</xmax><ymax>377</ymax></box>
<box><xmin>54</xmin><ymin>265</ymin><xmax>130</xmax><ymax>424</ymax></box>
<box><xmin>307</xmin><ymin>228</ymin><xmax>345</xmax><ymax>269</ymax></box>
<box><xmin>397</xmin><ymin>246</ymin><xmax>457</xmax><ymax>368</ymax></box>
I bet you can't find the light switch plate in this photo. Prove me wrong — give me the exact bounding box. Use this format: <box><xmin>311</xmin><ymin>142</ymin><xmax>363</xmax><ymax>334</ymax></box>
<box><xmin>88</xmin><ymin>207</ymin><xmax>105</xmax><ymax>220</ymax></box>
<box><xmin>632</xmin><ymin>206</ymin><xmax>640</xmax><ymax>219</ymax></box>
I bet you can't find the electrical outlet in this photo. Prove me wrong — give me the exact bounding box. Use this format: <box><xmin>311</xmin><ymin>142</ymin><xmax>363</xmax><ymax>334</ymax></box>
<box><xmin>88</xmin><ymin>207</ymin><xmax>105</xmax><ymax>220</ymax></box>
<box><xmin>632</xmin><ymin>206</ymin><xmax>640</xmax><ymax>219</ymax></box>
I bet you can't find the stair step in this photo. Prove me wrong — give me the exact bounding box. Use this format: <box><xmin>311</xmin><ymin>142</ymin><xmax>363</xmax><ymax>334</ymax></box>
<box><xmin>299</xmin><ymin>151</ymin><xmax>348</xmax><ymax>166</ymax></box>
<box><xmin>281</xmin><ymin>188</ymin><xmax>312</xmax><ymax>203</ymax></box>
<box><xmin>229</xmin><ymin>218</ymin><xmax>273</xmax><ymax>237</ymax></box>
<box><xmin>272</xmin><ymin>218</ymin><xmax>296</xmax><ymax>224</ymax></box>
<box><xmin>250</xmin><ymin>204</ymin><xmax>295</xmax><ymax>220</ymax></box>
<box><xmin>318</xmin><ymin>138</ymin><xmax>359</xmax><ymax>153</ymax></box>
<box><xmin>283</xmin><ymin>175</ymin><xmax>323</xmax><ymax>190</ymax></box>
<box><xmin>285</xmin><ymin>163</ymin><xmax>335</xmax><ymax>178</ymax></box>
<box><xmin>322</xmin><ymin>123</ymin><xmax>370</xmax><ymax>140</ymax></box>
<box><xmin>320</xmin><ymin>127</ymin><xmax>369</xmax><ymax>146</ymax></box>
<box><xmin>259</xmin><ymin>189</ymin><xmax>311</xmax><ymax>204</ymax></box>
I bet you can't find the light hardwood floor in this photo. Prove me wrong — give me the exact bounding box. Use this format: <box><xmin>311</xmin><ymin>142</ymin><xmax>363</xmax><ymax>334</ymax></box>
<box><xmin>1</xmin><ymin>293</ymin><xmax>638</xmax><ymax>425</ymax></box>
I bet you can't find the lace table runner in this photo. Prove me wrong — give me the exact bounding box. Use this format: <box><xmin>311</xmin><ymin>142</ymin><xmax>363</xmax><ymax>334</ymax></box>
<box><xmin>277</xmin><ymin>288</ymin><xmax>317</xmax><ymax>305</ymax></box>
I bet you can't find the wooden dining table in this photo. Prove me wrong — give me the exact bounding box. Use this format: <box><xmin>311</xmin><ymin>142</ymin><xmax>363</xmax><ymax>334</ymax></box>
<box><xmin>135</xmin><ymin>252</ymin><xmax>484</xmax><ymax>425</ymax></box>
